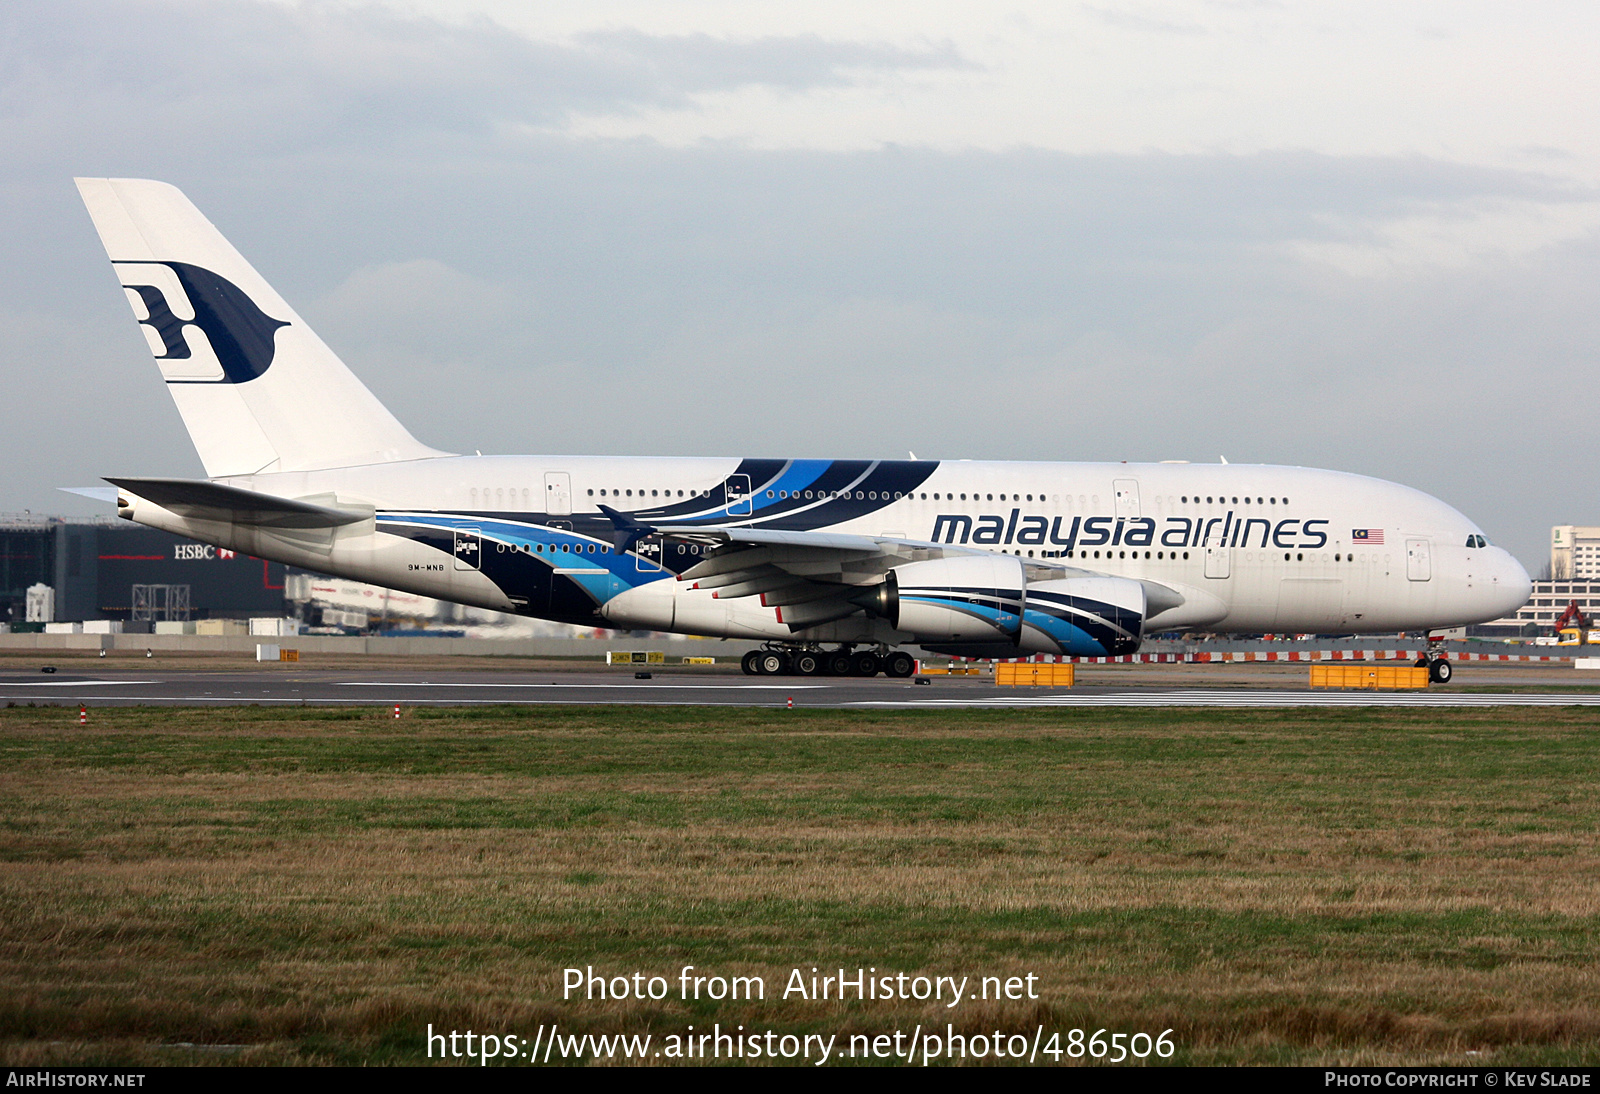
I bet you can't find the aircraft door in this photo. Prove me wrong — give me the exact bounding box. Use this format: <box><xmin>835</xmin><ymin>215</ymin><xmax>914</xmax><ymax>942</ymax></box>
<box><xmin>544</xmin><ymin>472</ymin><xmax>572</xmax><ymax>517</ymax></box>
<box><xmin>1406</xmin><ymin>538</ymin><xmax>1432</xmax><ymax>582</ymax></box>
<box><xmin>727</xmin><ymin>474</ymin><xmax>752</xmax><ymax>516</ymax></box>
<box><xmin>1204</xmin><ymin>546</ymin><xmax>1231</xmax><ymax>579</ymax></box>
<box><xmin>454</xmin><ymin>528</ymin><xmax>482</xmax><ymax>571</ymax></box>
<box><xmin>635</xmin><ymin>534</ymin><xmax>665</xmax><ymax>572</ymax></box>
<box><xmin>1114</xmin><ymin>479</ymin><xmax>1141</xmax><ymax>519</ymax></box>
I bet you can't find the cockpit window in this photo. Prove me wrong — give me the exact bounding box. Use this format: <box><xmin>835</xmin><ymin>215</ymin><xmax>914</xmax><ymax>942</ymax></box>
<box><xmin>1465</xmin><ymin>534</ymin><xmax>1488</xmax><ymax>548</ymax></box>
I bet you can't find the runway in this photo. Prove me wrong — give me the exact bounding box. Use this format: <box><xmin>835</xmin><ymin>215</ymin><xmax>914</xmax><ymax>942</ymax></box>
<box><xmin>4</xmin><ymin>667</ymin><xmax>1600</xmax><ymax>708</ymax></box>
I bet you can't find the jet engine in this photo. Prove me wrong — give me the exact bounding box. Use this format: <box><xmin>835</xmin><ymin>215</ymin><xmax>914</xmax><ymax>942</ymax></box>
<box><xmin>856</xmin><ymin>554</ymin><xmax>1025</xmax><ymax>643</ymax></box>
<box><xmin>856</xmin><ymin>556</ymin><xmax>1147</xmax><ymax>658</ymax></box>
<box><xmin>1018</xmin><ymin>575</ymin><xmax>1144</xmax><ymax>656</ymax></box>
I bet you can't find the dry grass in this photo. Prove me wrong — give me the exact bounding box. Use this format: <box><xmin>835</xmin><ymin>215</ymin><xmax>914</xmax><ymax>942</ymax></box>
<box><xmin>2</xmin><ymin>704</ymin><xmax>1599</xmax><ymax>1065</ymax></box>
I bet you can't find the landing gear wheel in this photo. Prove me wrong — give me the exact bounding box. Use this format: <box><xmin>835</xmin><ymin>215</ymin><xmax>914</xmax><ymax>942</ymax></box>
<box><xmin>741</xmin><ymin>651</ymin><xmax>762</xmax><ymax>676</ymax></box>
<box><xmin>884</xmin><ymin>651</ymin><xmax>916</xmax><ymax>678</ymax></box>
<box><xmin>757</xmin><ymin>651</ymin><xmax>789</xmax><ymax>676</ymax></box>
<box><xmin>826</xmin><ymin>652</ymin><xmax>853</xmax><ymax>676</ymax></box>
<box><xmin>1429</xmin><ymin>658</ymin><xmax>1452</xmax><ymax>684</ymax></box>
<box><xmin>1414</xmin><ymin>656</ymin><xmax>1429</xmax><ymax>669</ymax></box>
<box><xmin>794</xmin><ymin>652</ymin><xmax>821</xmax><ymax>676</ymax></box>
<box><xmin>850</xmin><ymin>651</ymin><xmax>881</xmax><ymax>677</ymax></box>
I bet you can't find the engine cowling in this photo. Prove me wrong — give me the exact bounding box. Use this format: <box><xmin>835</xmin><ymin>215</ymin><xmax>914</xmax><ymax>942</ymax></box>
<box><xmin>867</xmin><ymin>555</ymin><xmax>1025</xmax><ymax>643</ymax></box>
<box><xmin>861</xmin><ymin>557</ymin><xmax>1147</xmax><ymax>657</ymax></box>
<box><xmin>1020</xmin><ymin>576</ymin><xmax>1144</xmax><ymax>656</ymax></box>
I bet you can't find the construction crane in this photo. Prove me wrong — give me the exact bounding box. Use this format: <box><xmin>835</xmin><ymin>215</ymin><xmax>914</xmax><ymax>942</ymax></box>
<box><xmin>1553</xmin><ymin>600</ymin><xmax>1590</xmax><ymax>645</ymax></box>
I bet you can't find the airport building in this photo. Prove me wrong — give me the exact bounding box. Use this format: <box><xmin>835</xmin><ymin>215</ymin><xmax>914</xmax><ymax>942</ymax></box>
<box><xmin>1550</xmin><ymin>526</ymin><xmax>1600</xmax><ymax>579</ymax></box>
<box><xmin>1487</xmin><ymin>579</ymin><xmax>1600</xmax><ymax>632</ymax></box>
<box><xmin>0</xmin><ymin>514</ymin><xmax>287</xmax><ymax>627</ymax></box>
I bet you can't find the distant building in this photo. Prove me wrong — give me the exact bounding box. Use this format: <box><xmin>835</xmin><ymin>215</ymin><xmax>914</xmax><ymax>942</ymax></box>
<box><xmin>1478</xmin><ymin>578</ymin><xmax>1600</xmax><ymax>635</ymax></box>
<box><xmin>1551</xmin><ymin>525</ymin><xmax>1600</xmax><ymax>579</ymax></box>
<box><xmin>0</xmin><ymin>515</ymin><xmax>287</xmax><ymax>625</ymax></box>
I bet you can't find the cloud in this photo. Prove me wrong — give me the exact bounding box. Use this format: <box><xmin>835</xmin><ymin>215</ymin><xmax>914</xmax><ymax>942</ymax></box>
<box><xmin>571</xmin><ymin>29</ymin><xmax>971</xmax><ymax>97</ymax></box>
<box><xmin>1081</xmin><ymin>5</ymin><xmax>1209</xmax><ymax>37</ymax></box>
<box><xmin>0</xmin><ymin>0</ymin><xmax>968</xmax><ymax>162</ymax></box>
<box><xmin>3</xmin><ymin>1</ymin><xmax>1596</xmax><ymax>568</ymax></box>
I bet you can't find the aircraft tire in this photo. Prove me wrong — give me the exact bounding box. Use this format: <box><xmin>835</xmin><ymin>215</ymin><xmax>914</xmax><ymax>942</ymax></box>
<box><xmin>758</xmin><ymin>651</ymin><xmax>789</xmax><ymax>676</ymax></box>
<box><xmin>1414</xmin><ymin>656</ymin><xmax>1428</xmax><ymax>669</ymax></box>
<box><xmin>826</xmin><ymin>652</ymin><xmax>853</xmax><ymax>676</ymax></box>
<box><xmin>1429</xmin><ymin>658</ymin><xmax>1452</xmax><ymax>684</ymax></box>
<box><xmin>851</xmin><ymin>651</ymin><xmax>881</xmax><ymax>677</ymax></box>
<box><xmin>742</xmin><ymin>651</ymin><xmax>762</xmax><ymax>675</ymax></box>
<box><xmin>795</xmin><ymin>652</ymin><xmax>821</xmax><ymax>675</ymax></box>
<box><xmin>884</xmin><ymin>651</ymin><xmax>916</xmax><ymax>678</ymax></box>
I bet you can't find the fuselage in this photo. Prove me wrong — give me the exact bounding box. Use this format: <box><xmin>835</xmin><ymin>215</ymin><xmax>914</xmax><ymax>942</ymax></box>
<box><xmin>131</xmin><ymin>454</ymin><xmax>1532</xmax><ymax>647</ymax></box>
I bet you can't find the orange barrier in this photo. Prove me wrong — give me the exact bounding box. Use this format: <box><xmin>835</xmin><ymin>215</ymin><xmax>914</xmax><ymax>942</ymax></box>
<box><xmin>1309</xmin><ymin>664</ymin><xmax>1429</xmax><ymax>689</ymax></box>
<box><xmin>996</xmin><ymin>662</ymin><xmax>1075</xmax><ymax>688</ymax></box>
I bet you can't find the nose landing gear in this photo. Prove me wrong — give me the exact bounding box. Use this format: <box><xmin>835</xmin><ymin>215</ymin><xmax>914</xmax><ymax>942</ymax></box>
<box><xmin>1414</xmin><ymin>634</ymin><xmax>1454</xmax><ymax>683</ymax></box>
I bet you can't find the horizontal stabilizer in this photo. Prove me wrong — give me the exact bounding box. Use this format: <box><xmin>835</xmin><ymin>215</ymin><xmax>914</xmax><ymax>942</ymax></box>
<box><xmin>59</xmin><ymin>486</ymin><xmax>120</xmax><ymax>503</ymax></box>
<box><xmin>105</xmin><ymin>477</ymin><xmax>371</xmax><ymax>529</ymax></box>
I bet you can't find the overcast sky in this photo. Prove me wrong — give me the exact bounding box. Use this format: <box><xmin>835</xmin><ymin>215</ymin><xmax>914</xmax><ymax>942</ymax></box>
<box><xmin>4</xmin><ymin>0</ymin><xmax>1597</xmax><ymax>570</ymax></box>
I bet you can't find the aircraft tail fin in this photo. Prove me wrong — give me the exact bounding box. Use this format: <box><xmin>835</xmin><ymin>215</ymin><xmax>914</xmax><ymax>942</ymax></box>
<box><xmin>75</xmin><ymin>178</ymin><xmax>449</xmax><ymax>478</ymax></box>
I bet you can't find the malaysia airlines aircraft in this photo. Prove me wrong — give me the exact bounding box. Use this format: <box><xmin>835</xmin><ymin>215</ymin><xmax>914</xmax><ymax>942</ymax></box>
<box><xmin>75</xmin><ymin>178</ymin><xmax>1531</xmax><ymax>681</ymax></box>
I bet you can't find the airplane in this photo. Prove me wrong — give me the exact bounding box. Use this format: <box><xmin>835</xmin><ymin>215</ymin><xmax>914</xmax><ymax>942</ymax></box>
<box><xmin>74</xmin><ymin>178</ymin><xmax>1532</xmax><ymax>682</ymax></box>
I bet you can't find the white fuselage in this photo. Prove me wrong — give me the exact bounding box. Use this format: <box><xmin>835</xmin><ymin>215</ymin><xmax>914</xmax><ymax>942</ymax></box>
<box><xmin>120</xmin><ymin>454</ymin><xmax>1531</xmax><ymax>646</ymax></box>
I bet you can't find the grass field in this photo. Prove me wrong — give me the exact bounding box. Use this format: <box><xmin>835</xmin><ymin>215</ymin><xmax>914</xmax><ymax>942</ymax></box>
<box><xmin>2</xmin><ymin>702</ymin><xmax>1598</xmax><ymax>1066</ymax></box>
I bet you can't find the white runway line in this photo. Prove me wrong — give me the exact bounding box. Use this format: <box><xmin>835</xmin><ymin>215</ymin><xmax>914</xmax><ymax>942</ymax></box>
<box><xmin>333</xmin><ymin>681</ymin><xmax>829</xmax><ymax>690</ymax></box>
<box><xmin>0</xmin><ymin>679</ymin><xmax>158</xmax><ymax>687</ymax></box>
<box><xmin>855</xmin><ymin>689</ymin><xmax>1600</xmax><ymax>708</ymax></box>
<box><xmin>0</xmin><ymin>696</ymin><xmax>814</xmax><ymax>706</ymax></box>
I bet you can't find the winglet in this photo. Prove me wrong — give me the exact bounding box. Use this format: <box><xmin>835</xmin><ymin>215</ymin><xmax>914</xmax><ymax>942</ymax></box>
<box><xmin>598</xmin><ymin>504</ymin><xmax>655</xmax><ymax>554</ymax></box>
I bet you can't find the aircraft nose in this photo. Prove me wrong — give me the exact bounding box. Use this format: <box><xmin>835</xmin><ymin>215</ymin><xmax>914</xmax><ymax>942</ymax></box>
<box><xmin>1486</xmin><ymin>549</ymin><xmax>1532</xmax><ymax>619</ymax></box>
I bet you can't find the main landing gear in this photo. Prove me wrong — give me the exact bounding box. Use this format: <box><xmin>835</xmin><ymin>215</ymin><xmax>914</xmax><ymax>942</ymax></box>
<box><xmin>1414</xmin><ymin>635</ymin><xmax>1454</xmax><ymax>683</ymax></box>
<box><xmin>741</xmin><ymin>645</ymin><xmax>916</xmax><ymax>678</ymax></box>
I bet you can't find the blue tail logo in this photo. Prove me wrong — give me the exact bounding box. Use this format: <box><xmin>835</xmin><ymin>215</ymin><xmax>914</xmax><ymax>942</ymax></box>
<box><xmin>117</xmin><ymin>261</ymin><xmax>288</xmax><ymax>384</ymax></box>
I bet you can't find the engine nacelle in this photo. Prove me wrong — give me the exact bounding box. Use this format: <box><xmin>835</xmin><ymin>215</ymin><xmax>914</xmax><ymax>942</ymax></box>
<box><xmin>862</xmin><ymin>557</ymin><xmax>1147</xmax><ymax>657</ymax></box>
<box><xmin>869</xmin><ymin>555</ymin><xmax>1025</xmax><ymax>643</ymax></box>
<box><xmin>1020</xmin><ymin>576</ymin><xmax>1144</xmax><ymax>656</ymax></box>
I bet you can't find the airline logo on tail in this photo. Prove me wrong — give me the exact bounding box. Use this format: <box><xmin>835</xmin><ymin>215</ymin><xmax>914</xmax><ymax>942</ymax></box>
<box><xmin>112</xmin><ymin>260</ymin><xmax>288</xmax><ymax>384</ymax></box>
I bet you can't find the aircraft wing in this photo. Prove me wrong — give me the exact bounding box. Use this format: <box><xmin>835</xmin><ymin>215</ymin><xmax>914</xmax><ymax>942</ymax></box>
<box><xmin>617</xmin><ymin>518</ymin><xmax>1196</xmax><ymax>633</ymax></box>
<box><xmin>629</xmin><ymin>518</ymin><xmax>1096</xmax><ymax>629</ymax></box>
<box><xmin>663</xmin><ymin>526</ymin><xmax>969</xmax><ymax>628</ymax></box>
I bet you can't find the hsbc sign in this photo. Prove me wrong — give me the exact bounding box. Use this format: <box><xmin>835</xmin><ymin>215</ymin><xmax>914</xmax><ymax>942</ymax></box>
<box><xmin>173</xmin><ymin>544</ymin><xmax>237</xmax><ymax>560</ymax></box>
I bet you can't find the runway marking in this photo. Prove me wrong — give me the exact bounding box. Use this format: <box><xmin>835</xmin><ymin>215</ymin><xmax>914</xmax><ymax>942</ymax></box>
<box><xmin>854</xmin><ymin>690</ymin><xmax>1600</xmax><ymax>708</ymax></box>
<box><xmin>5</xmin><ymin>688</ymin><xmax>1600</xmax><ymax>709</ymax></box>
<box><xmin>333</xmin><ymin>681</ymin><xmax>830</xmax><ymax>690</ymax></box>
<box><xmin>0</xmin><ymin>696</ymin><xmax>820</xmax><ymax>706</ymax></box>
<box><xmin>0</xmin><ymin>679</ymin><xmax>158</xmax><ymax>687</ymax></box>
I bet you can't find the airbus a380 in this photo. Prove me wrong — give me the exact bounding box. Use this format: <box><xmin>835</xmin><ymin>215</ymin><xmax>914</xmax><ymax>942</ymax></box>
<box><xmin>74</xmin><ymin>178</ymin><xmax>1531</xmax><ymax>681</ymax></box>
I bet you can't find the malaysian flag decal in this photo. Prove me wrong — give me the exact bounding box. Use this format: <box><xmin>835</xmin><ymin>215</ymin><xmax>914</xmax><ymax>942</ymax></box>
<box><xmin>1352</xmin><ymin>528</ymin><xmax>1385</xmax><ymax>544</ymax></box>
